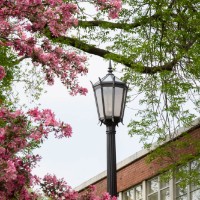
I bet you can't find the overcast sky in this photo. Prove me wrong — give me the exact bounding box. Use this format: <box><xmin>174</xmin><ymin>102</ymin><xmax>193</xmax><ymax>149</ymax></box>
<box><xmin>21</xmin><ymin>56</ymin><xmax>143</xmax><ymax>188</ymax></box>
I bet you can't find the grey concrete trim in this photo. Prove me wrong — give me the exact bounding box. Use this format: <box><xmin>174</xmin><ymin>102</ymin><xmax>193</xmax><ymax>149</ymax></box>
<box><xmin>74</xmin><ymin>170</ymin><xmax>107</xmax><ymax>192</ymax></box>
<box><xmin>74</xmin><ymin>118</ymin><xmax>200</xmax><ymax>192</ymax></box>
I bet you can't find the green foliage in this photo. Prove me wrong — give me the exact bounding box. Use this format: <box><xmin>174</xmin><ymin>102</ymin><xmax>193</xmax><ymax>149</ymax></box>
<box><xmin>0</xmin><ymin>46</ymin><xmax>19</xmax><ymax>105</ymax></box>
<box><xmin>0</xmin><ymin>45</ymin><xmax>45</xmax><ymax>106</ymax></box>
<box><xmin>144</xmin><ymin>131</ymin><xmax>200</xmax><ymax>187</ymax></box>
<box><xmin>68</xmin><ymin>0</ymin><xmax>200</xmax><ymax>187</ymax></box>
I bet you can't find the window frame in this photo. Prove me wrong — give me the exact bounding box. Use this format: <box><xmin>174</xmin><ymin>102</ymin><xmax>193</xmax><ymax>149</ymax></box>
<box><xmin>147</xmin><ymin>175</ymin><xmax>170</xmax><ymax>200</ymax></box>
<box><xmin>122</xmin><ymin>183</ymin><xmax>143</xmax><ymax>200</ymax></box>
<box><xmin>175</xmin><ymin>160</ymin><xmax>200</xmax><ymax>200</ymax></box>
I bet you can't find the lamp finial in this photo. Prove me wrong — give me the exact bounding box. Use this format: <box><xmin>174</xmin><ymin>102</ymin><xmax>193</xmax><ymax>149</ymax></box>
<box><xmin>108</xmin><ymin>60</ymin><xmax>113</xmax><ymax>74</ymax></box>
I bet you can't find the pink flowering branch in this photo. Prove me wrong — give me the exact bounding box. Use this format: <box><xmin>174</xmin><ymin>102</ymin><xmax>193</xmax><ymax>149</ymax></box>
<box><xmin>79</xmin><ymin>185</ymin><xmax>117</xmax><ymax>200</ymax></box>
<box><xmin>0</xmin><ymin>105</ymin><xmax>120</xmax><ymax>199</ymax></box>
<box><xmin>0</xmin><ymin>0</ymin><xmax>122</xmax><ymax>94</ymax></box>
<box><xmin>0</xmin><ymin>0</ymin><xmax>87</xmax><ymax>95</ymax></box>
<box><xmin>41</xmin><ymin>174</ymin><xmax>78</xmax><ymax>200</ymax></box>
<box><xmin>0</xmin><ymin>65</ymin><xmax>6</xmax><ymax>81</ymax></box>
<box><xmin>96</xmin><ymin>0</ymin><xmax>122</xmax><ymax>19</ymax></box>
<box><xmin>28</xmin><ymin>107</ymin><xmax>72</xmax><ymax>140</ymax></box>
<box><xmin>0</xmin><ymin>106</ymin><xmax>72</xmax><ymax>199</ymax></box>
<box><xmin>0</xmin><ymin>1</ymin><xmax>122</xmax><ymax>198</ymax></box>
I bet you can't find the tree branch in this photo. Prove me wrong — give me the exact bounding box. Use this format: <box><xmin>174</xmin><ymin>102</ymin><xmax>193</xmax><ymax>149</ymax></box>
<box><xmin>12</xmin><ymin>56</ymin><xmax>27</xmax><ymax>65</ymax></box>
<box><xmin>78</xmin><ymin>14</ymin><xmax>160</xmax><ymax>30</ymax></box>
<box><xmin>46</xmin><ymin>34</ymin><xmax>184</xmax><ymax>74</ymax></box>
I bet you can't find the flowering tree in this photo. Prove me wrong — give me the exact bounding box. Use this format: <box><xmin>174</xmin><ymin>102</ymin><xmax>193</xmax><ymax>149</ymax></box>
<box><xmin>0</xmin><ymin>0</ymin><xmax>121</xmax><ymax>96</ymax></box>
<box><xmin>1</xmin><ymin>0</ymin><xmax>200</xmax><ymax>197</ymax></box>
<box><xmin>0</xmin><ymin>0</ymin><xmax>122</xmax><ymax>199</ymax></box>
<box><xmin>0</xmin><ymin>107</ymin><xmax>72</xmax><ymax>199</ymax></box>
<box><xmin>0</xmin><ymin>106</ymin><xmax>119</xmax><ymax>199</ymax></box>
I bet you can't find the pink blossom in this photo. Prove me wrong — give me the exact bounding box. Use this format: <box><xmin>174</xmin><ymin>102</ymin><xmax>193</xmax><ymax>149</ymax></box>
<box><xmin>58</xmin><ymin>124</ymin><xmax>72</xmax><ymax>138</ymax></box>
<box><xmin>17</xmin><ymin>174</ymin><xmax>26</xmax><ymax>185</ymax></box>
<box><xmin>0</xmin><ymin>107</ymin><xmax>7</xmax><ymax>118</ymax></box>
<box><xmin>70</xmin><ymin>86</ymin><xmax>88</xmax><ymax>96</ymax></box>
<box><xmin>6</xmin><ymin>160</ymin><xmax>17</xmax><ymax>180</ymax></box>
<box><xmin>0</xmin><ymin>0</ymin><xmax>122</xmax><ymax>198</ymax></box>
<box><xmin>41</xmin><ymin>174</ymin><xmax>78</xmax><ymax>199</ymax></box>
<box><xmin>0</xmin><ymin>66</ymin><xmax>6</xmax><ymax>81</ymax></box>
<box><xmin>0</xmin><ymin>147</ymin><xmax>5</xmax><ymax>155</ymax></box>
<box><xmin>28</xmin><ymin>107</ymin><xmax>41</xmax><ymax>120</ymax></box>
<box><xmin>0</xmin><ymin>192</ymin><xmax>6</xmax><ymax>200</ymax></box>
<box><xmin>0</xmin><ymin>0</ymin><xmax>89</xmax><ymax>95</ymax></box>
<box><xmin>96</xmin><ymin>0</ymin><xmax>122</xmax><ymax>19</ymax></box>
<box><xmin>9</xmin><ymin>110</ymin><xmax>22</xmax><ymax>118</ymax></box>
<box><xmin>30</xmin><ymin>131</ymin><xmax>42</xmax><ymax>141</ymax></box>
<box><xmin>0</xmin><ymin>128</ymin><xmax>5</xmax><ymax>142</ymax></box>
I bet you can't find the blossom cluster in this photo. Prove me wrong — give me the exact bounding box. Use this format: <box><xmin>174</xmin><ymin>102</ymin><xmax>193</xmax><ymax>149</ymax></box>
<box><xmin>41</xmin><ymin>174</ymin><xmax>78</xmax><ymax>200</ymax></box>
<box><xmin>0</xmin><ymin>0</ymin><xmax>88</xmax><ymax>95</ymax></box>
<box><xmin>96</xmin><ymin>0</ymin><xmax>122</xmax><ymax>19</ymax></box>
<box><xmin>79</xmin><ymin>185</ymin><xmax>117</xmax><ymax>200</ymax></box>
<box><xmin>0</xmin><ymin>105</ymin><xmax>119</xmax><ymax>199</ymax></box>
<box><xmin>0</xmin><ymin>106</ymin><xmax>72</xmax><ymax>199</ymax></box>
<box><xmin>0</xmin><ymin>0</ymin><xmax>121</xmax><ymax>94</ymax></box>
<box><xmin>0</xmin><ymin>0</ymin><xmax>122</xmax><ymax>199</ymax></box>
<box><xmin>0</xmin><ymin>65</ymin><xmax>6</xmax><ymax>81</ymax></box>
<box><xmin>40</xmin><ymin>177</ymin><xmax>117</xmax><ymax>200</ymax></box>
<box><xmin>0</xmin><ymin>0</ymin><xmax>79</xmax><ymax>37</ymax></box>
<box><xmin>28</xmin><ymin>107</ymin><xmax>72</xmax><ymax>139</ymax></box>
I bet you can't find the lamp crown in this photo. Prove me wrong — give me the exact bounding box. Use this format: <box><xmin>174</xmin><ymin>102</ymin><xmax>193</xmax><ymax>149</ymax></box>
<box><xmin>108</xmin><ymin>60</ymin><xmax>113</xmax><ymax>74</ymax></box>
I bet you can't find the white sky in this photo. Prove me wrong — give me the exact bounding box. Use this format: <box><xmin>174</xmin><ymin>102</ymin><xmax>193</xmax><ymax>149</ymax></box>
<box><xmin>28</xmin><ymin>56</ymin><xmax>143</xmax><ymax>188</ymax></box>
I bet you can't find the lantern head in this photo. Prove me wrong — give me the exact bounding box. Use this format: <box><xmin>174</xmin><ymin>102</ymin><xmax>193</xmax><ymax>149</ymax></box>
<box><xmin>92</xmin><ymin>61</ymin><xmax>128</xmax><ymax>125</ymax></box>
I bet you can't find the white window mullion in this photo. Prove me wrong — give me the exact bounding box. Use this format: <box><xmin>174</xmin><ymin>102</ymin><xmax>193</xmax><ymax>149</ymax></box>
<box><xmin>133</xmin><ymin>186</ymin><xmax>135</xmax><ymax>200</ymax></box>
<box><xmin>142</xmin><ymin>181</ymin><xmax>147</xmax><ymax>200</ymax></box>
<box><xmin>169</xmin><ymin>177</ymin><xmax>174</xmax><ymax>200</ymax></box>
<box><xmin>158</xmin><ymin>176</ymin><xmax>161</xmax><ymax>200</ymax></box>
<box><xmin>188</xmin><ymin>183</ymin><xmax>191</xmax><ymax>200</ymax></box>
<box><xmin>188</xmin><ymin>162</ymin><xmax>191</xmax><ymax>200</ymax></box>
<box><xmin>118</xmin><ymin>192</ymin><xmax>123</xmax><ymax>200</ymax></box>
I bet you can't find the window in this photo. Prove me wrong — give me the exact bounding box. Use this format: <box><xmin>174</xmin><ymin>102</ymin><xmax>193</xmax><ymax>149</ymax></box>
<box><xmin>190</xmin><ymin>160</ymin><xmax>200</xmax><ymax>200</ymax></box>
<box><xmin>121</xmin><ymin>160</ymin><xmax>200</xmax><ymax>200</ymax></box>
<box><xmin>147</xmin><ymin>176</ymin><xmax>170</xmax><ymax>200</ymax></box>
<box><xmin>176</xmin><ymin>165</ymin><xmax>189</xmax><ymax>200</ymax></box>
<box><xmin>175</xmin><ymin>160</ymin><xmax>200</xmax><ymax>200</ymax></box>
<box><xmin>123</xmin><ymin>184</ymin><xmax>143</xmax><ymax>200</ymax></box>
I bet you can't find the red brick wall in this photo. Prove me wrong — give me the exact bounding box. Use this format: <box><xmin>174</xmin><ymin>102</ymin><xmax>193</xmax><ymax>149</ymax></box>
<box><xmin>79</xmin><ymin>126</ymin><xmax>200</xmax><ymax>196</ymax></box>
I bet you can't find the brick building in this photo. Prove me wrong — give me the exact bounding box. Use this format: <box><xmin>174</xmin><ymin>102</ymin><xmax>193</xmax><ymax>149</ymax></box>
<box><xmin>75</xmin><ymin>118</ymin><xmax>200</xmax><ymax>200</ymax></box>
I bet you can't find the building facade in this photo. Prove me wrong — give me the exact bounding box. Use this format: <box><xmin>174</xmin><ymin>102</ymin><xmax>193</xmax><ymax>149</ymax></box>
<box><xmin>75</xmin><ymin>119</ymin><xmax>200</xmax><ymax>200</ymax></box>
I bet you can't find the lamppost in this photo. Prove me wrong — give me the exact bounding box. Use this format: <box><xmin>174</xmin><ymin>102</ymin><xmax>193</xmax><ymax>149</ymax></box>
<box><xmin>91</xmin><ymin>61</ymin><xmax>128</xmax><ymax>197</ymax></box>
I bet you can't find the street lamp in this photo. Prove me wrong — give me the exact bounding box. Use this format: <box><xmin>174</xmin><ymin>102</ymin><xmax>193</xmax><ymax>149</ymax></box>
<box><xmin>91</xmin><ymin>61</ymin><xmax>128</xmax><ymax>197</ymax></box>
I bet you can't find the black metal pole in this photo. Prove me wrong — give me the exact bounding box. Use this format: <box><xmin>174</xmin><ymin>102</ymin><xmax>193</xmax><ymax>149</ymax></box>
<box><xmin>106</xmin><ymin>124</ymin><xmax>117</xmax><ymax>197</ymax></box>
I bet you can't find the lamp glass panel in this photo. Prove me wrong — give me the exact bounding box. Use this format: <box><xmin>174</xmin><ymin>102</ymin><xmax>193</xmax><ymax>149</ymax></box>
<box><xmin>95</xmin><ymin>87</ymin><xmax>104</xmax><ymax>118</ymax></box>
<box><xmin>121</xmin><ymin>88</ymin><xmax>127</xmax><ymax>118</ymax></box>
<box><xmin>114</xmin><ymin>87</ymin><xmax>123</xmax><ymax>117</ymax></box>
<box><xmin>104</xmin><ymin>75</ymin><xmax>114</xmax><ymax>82</ymax></box>
<box><xmin>103</xmin><ymin>86</ymin><xmax>113</xmax><ymax>117</ymax></box>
